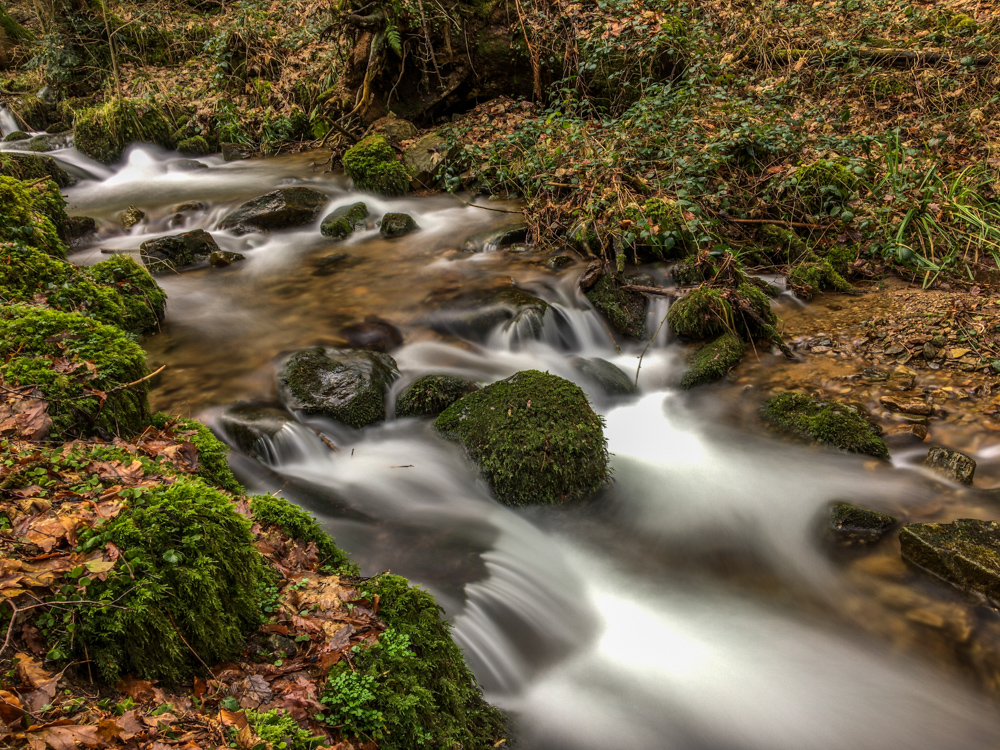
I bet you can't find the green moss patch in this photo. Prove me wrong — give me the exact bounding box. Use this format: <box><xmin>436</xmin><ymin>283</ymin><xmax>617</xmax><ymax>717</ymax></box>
<box><xmin>173</xmin><ymin>417</ymin><xmax>243</xmax><ymax>495</ymax></box>
<box><xmin>679</xmin><ymin>332</ymin><xmax>744</xmax><ymax>389</ymax></box>
<box><xmin>435</xmin><ymin>369</ymin><xmax>609</xmax><ymax>506</ymax></box>
<box><xmin>788</xmin><ymin>259</ymin><xmax>853</xmax><ymax>299</ymax></box>
<box><xmin>74</xmin><ymin>99</ymin><xmax>174</xmax><ymax>165</ymax></box>
<box><xmin>760</xmin><ymin>392</ymin><xmax>889</xmax><ymax>460</ymax></box>
<box><xmin>667</xmin><ymin>288</ymin><xmax>733</xmax><ymax>340</ymax></box>
<box><xmin>0</xmin><ymin>152</ymin><xmax>74</xmax><ymax>189</ymax></box>
<box><xmin>0</xmin><ymin>304</ymin><xmax>149</xmax><ymax>439</ymax></box>
<box><xmin>75</xmin><ymin>477</ymin><xmax>265</xmax><ymax>683</ymax></box>
<box><xmin>249</xmin><ymin>493</ymin><xmax>355</xmax><ymax>573</ymax></box>
<box><xmin>86</xmin><ymin>254</ymin><xmax>167</xmax><ymax>334</ymax></box>
<box><xmin>320</xmin><ymin>201</ymin><xmax>368</xmax><ymax>240</ymax></box>
<box><xmin>395</xmin><ymin>374</ymin><xmax>480</xmax><ymax>418</ymax></box>
<box><xmin>899</xmin><ymin>519</ymin><xmax>1000</xmax><ymax>600</ymax></box>
<box><xmin>584</xmin><ymin>271</ymin><xmax>647</xmax><ymax>338</ymax></box>
<box><xmin>177</xmin><ymin>135</ymin><xmax>210</xmax><ymax>156</ymax></box>
<box><xmin>782</xmin><ymin>158</ymin><xmax>859</xmax><ymax>216</ymax></box>
<box><xmin>342</xmin><ymin>135</ymin><xmax>411</xmax><ymax>197</ymax></box>
<box><xmin>321</xmin><ymin>574</ymin><xmax>506</xmax><ymax>749</ymax></box>
<box><xmin>0</xmin><ymin>176</ymin><xmax>68</xmax><ymax>258</ymax></box>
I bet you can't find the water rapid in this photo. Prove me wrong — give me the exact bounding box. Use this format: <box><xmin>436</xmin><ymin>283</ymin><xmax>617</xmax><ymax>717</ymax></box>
<box><xmin>60</xmin><ymin>143</ymin><xmax>1000</xmax><ymax>748</ymax></box>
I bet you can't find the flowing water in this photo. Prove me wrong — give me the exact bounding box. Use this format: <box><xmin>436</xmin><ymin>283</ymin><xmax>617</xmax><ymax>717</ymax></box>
<box><xmin>38</xmin><ymin>138</ymin><xmax>1000</xmax><ymax>748</ymax></box>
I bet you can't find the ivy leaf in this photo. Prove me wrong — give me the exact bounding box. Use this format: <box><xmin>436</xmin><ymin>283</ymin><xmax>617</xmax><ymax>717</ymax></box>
<box><xmin>162</xmin><ymin>550</ymin><xmax>183</xmax><ymax>564</ymax></box>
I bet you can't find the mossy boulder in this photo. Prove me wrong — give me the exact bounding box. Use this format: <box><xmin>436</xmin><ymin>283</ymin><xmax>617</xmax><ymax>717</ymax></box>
<box><xmin>570</xmin><ymin>356</ymin><xmax>636</xmax><ymax>397</ymax></box>
<box><xmin>343</xmin><ymin>135</ymin><xmax>411</xmax><ymax>197</ymax></box>
<box><xmin>140</xmin><ymin>228</ymin><xmax>220</xmax><ymax>273</ymax></box>
<box><xmin>395</xmin><ymin>374</ymin><xmax>480</xmax><ymax>418</ymax></box>
<box><xmin>3</xmin><ymin>130</ymin><xmax>27</xmax><ymax>142</ymax></box>
<box><xmin>27</xmin><ymin>135</ymin><xmax>52</xmax><ymax>152</ymax></box>
<box><xmin>176</xmin><ymin>135</ymin><xmax>210</xmax><ymax>156</ymax></box>
<box><xmin>760</xmin><ymin>392</ymin><xmax>889</xmax><ymax>460</ymax></box>
<box><xmin>584</xmin><ymin>271</ymin><xmax>647</xmax><ymax>338</ymax></box>
<box><xmin>435</xmin><ymin>370</ymin><xmax>609</xmax><ymax>506</ymax></box>
<box><xmin>218</xmin><ymin>187</ymin><xmax>329</xmax><ymax>235</ymax></box>
<box><xmin>0</xmin><ymin>175</ymin><xmax>68</xmax><ymax>257</ymax></box>
<box><xmin>74</xmin><ymin>98</ymin><xmax>174</xmax><ymax>165</ymax></box>
<box><xmin>277</xmin><ymin>347</ymin><xmax>400</xmax><ymax>428</ymax></box>
<box><xmin>900</xmin><ymin>519</ymin><xmax>1000</xmax><ymax>600</ymax></box>
<box><xmin>403</xmin><ymin>131</ymin><xmax>454</xmax><ymax>187</ymax></box>
<box><xmin>923</xmin><ymin>446</ymin><xmax>976</xmax><ymax>485</ymax></box>
<box><xmin>250</xmin><ymin>493</ymin><xmax>354</xmax><ymax>572</ymax></box>
<box><xmin>379</xmin><ymin>212</ymin><xmax>419</xmax><ymax>238</ymax></box>
<box><xmin>0</xmin><ymin>305</ymin><xmax>149</xmax><ymax>438</ymax></box>
<box><xmin>827</xmin><ymin>502</ymin><xmax>897</xmax><ymax>548</ymax></box>
<box><xmin>86</xmin><ymin>254</ymin><xmax>167</xmax><ymax>334</ymax></box>
<box><xmin>788</xmin><ymin>259</ymin><xmax>852</xmax><ymax>299</ymax></box>
<box><xmin>462</xmin><ymin>224</ymin><xmax>528</xmax><ymax>253</ymax></box>
<box><xmin>680</xmin><ymin>332</ymin><xmax>744</xmax><ymax>389</ymax></box>
<box><xmin>172</xmin><ymin>417</ymin><xmax>242</xmax><ymax>495</ymax></box>
<box><xmin>65</xmin><ymin>216</ymin><xmax>96</xmax><ymax>241</ymax></box>
<box><xmin>429</xmin><ymin>286</ymin><xmax>550</xmax><ymax>342</ymax></box>
<box><xmin>75</xmin><ymin>477</ymin><xmax>265</xmax><ymax>683</ymax></box>
<box><xmin>323</xmin><ymin>574</ymin><xmax>507</xmax><ymax>748</ymax></box>
<box><xmin>320</xmin><ymin>201</ymin><xmax>368</xmax><ymax>240</ymax></box>
<box><xmin>0</xmin><ymin>152</ymin><xmax>74</xmax><ymax>188</ymax></box>
<box><xmin>667</xmin><ymin>288</ymin><xmax>733</xmax><ymax>340</ymax></box>
<box><xmin>783</xmin><ymin>158</ymin><xmax>859</xmax><ymax>216</ymax></box>
<box><xmin>216</xmin><ymin>402</ymin><xmax>295</xmax><ymax>462</ymax></box>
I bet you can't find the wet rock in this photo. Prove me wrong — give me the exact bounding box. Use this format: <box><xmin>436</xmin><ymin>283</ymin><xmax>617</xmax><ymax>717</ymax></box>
<box><xmin>571</xmin><ymin>357</ymin><xmax>636</xmax><ymax>396</ymax></box>
<box><xmin>277</xmin><ymin>347</ymin><xmax>400</xmax><ymax>428</ymax></box>
<box><xmin>177</xmin><ymin>135</ymin><xmax>210</xmax><ymax>157</ymax></box>
<box><xmin>379</xmin><ymin>212</ymin><xmax>419</xmax><ymax>238</ymax></box>
<box><xmin>584</xmin><ymin>268</ymin><xmax>647</xmax><ymax>339</ymax></box>
<box><xmin>879</xmin><ymin>395</ymin><xmax>932</xmax><ymax>415</ymax></box>
<box><xmin>210</xmin><ymin>250</ymin><xmax>245</xmax><ymax>267</ymax></box>
<box><xmin>172</xmin><ymin>201</ymin><xmax>208</xmax><ymax>214</ymax></box>
<box><xmin>680</xmin><ymin>333</ymin><xmax>745</xmax><ymax>389</ymax></box>
<box><xmin>923</xmin><ymin>446</ymin><xmax>976</xmax><ymax>485</ymax></box>
<box><xmin>461</xmin><ymin>224</ymin><xmax>528</xmax><ymax>253</ymax></box>
<box><xmin>395</xmin><ymin>374</ymin><xmax>480</xmax><ymax>418</ymax></box>
<box><xmin>900</xmin><ymin>519</ymin><xmax>1000</xmax><ymax>600</ymax></box>
<box><xmin>827</xmin><ymin>502</ymin><xmax>897</xmax><ymax>548</ymax></box>
<box><xmin>65</xmin><ymin>216</ymin><xmax>96</xmax><ymax>242</ymax></box>
<box><xmin>311</xmin><ymin>253</ymin><xmax>357</xmax><ymax>277</ymax></box>
<box><xmin>140</xmin><ymin>229</ymin><xmax>220</xmax><ymax>274</ymax></box>
<box><xmin>368</xmin><ymin>116</ymin><xmax>418</xmax><ymax>142</ymax></box>
<box><xmin>890</xmin><ymin>424</ymin><xmax>928</xmax><ymax>442</ymax></box>
<box><xmin>2</xmin><ymin>130</ymin><xmax>27</xmax><ymax>142</ymax></box>
<box><xmin>760</xmin><ymin>392</ymin><xmax>889</xmax><ymax>460</ymax></box>
<box><xmin>436</xmin><ymin>370</ymin><xmax>609</xmax><ymax>506</ymax></box>
<box><xmin>166</xmin><ymin>158</ymin><xmax>209</xmax><ymax>173</ymax></box>
<box><xmin>218</xmin><ymin>187</ymin><xmax>329</xmax><ymax>235</ymax></box>
<box><xmin>339</xmin><ymin>317</ymin><xmax>403</xmax><ymax>352</ymax></box>
<box><xmin>120</xmin><ymin>204</ymin><xmax>145</xmax><ymax>229</ymax></box>
<box><xmin>27</xmin><ymin>134</ymin><xmax>52</xmax><ymax>152</ymax></box>
<box><xmin>45</xmin><ymin>121</ymin><xmax>70</xmax><ymax>134</ymax></box>
<box><xmin>217</xmin><ymin>403</ymin><xmax>295</xmax><ymax>461</ymax></box>
<box><xmin>320</xmin><ymin>202</ymin><xmax>368</xmax><ymax>240</ymax></box>
<box><xmin>221</xmin><ymin>142</ymin><xmax>252</xmax><ymax>161</ymax></box>
<box><xmin>429</xmin><ymin>286</ymin><xmax>549</xmax><ymax>342</ymax></box>
<box><xmin>403</xmin><ymin>131</ymin><xmax>454</xmax><ymax>187</ymax></box>
<box><xmin>545</xmin><ymin>255</ymin><xmax>574</xmax><ymax>271</ymax></box>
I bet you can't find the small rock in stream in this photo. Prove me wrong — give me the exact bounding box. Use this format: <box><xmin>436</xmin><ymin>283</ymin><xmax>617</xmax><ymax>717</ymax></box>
<box><xmin>217</xmin><ymin>403</ymin><xmax>295</xmax><ymax>461</ymax></box>
<box><xmin>321</xmin><ymin>201</ymin><xmax>368</xmax><ymax>240</ymax></box>
<box><xmin>826</xmin><ymin>502</ymin><xmax>897</xmax><ymax>548</ymax></box>
<box><xmin>210</xmin><ymin>250</ymin><xmax>246</xmax><ymax>267</ymax></box>
<box><xmin>120</xmin><ymin>204</ymin><xmax>145</xmax><ymax>229</ymax></box>
<box><xmin>311</xmin><ymin>253</ymin><xmax>357</xmax><ymax>276</ymax></box>
<box><xmin>140</xmin><ymin>228</ymin><xmax>219</xmax><ymax>274</ymax></box>
<box><xmin>218</xmin><ymin>187</ymin><xmax>329</xmax><ymax>235</ymax></box>
<box><xmin>379</xmin><ymin>212</ymin><xmax>419</xmax><ymax>238</ymax></box>
<box><xmin>923</xmin><ymin>446</ymin><xmax>976</xmax><ymax>485</ymax></box>
<box><xmin>900</xmin><ymin>518</ymin><xmax>1000</xmax><ymax>601</ymax></box>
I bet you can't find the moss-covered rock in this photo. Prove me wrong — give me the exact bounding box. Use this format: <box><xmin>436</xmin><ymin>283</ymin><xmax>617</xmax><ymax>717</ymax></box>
<box><xmin>27</xmin><ymin>135</ymin><xmax>52</xmax><ymax>152</ymax></box>
<box><xmin>277</xmin><ymin>347</ymin><xmax>400</xmax><ymax>428</ymax></box>
<box><xmin>0</xmin><ymin>175</ymin><xmax>68</xmax><ymax>257</ymax></box>
<box><xmin>249</xmin><ymin>493</ymin><xmax>354</xmax><ymax>572</ymax></box>
<box><xmin>395</xmin><ymin>374</ymin><xmax>480</xmax><ymax>418</ymax></box>
<box><xmin>140</xmin><ymin>228</ymin><xmax>219</xmax><ymax>273</ymax></box>
<box><xmin>0</xmin><ymin>152</ymin><xmax>74</xmax><ymax>188</ymax></box>
<box><xmin>2</xmin><ymin>130</ymin><xmax>27</xmax><ymax>142</ymax></box>
<box><xmin>429</xmin><ymin>286</ymin><xmax>550</xmax><ymax>342</ymax></box>
<box><xmin>571</xmin><ymin>356</ymin><xmax>636</xmax><ymax>397</ymax></box>
<box><xmin>323</xmin><ymin>574</ymin><xmax>506</xmax><ymax>749</ymax></box>
<box><xmin>760</xmin><ymin>392</ymin><xmax>888</xmax><ymax>460</ymax></box>
<box><xmin>74</xmin><ymin>98</ymin><xmax>174</xmax><ymax>165</ymax></box>
<box><xmin>342</xmin><ymin>135</ymin><xmax>411</xmax><ymax>197</ymax></box>
<box><xmin>679</xmin><ymin>332</ymin><xmax>744</xmax><ymax>389</ymax></box>
<box><xmin>788</xmin><ymin>259</ymin><xmax>853</xmax><ymax>299</ymax></box>
<box><xmin>667</xmin><ymin>287</ymin><xmax>733</xmax><ymax>340</ymax></box>
<box><xmin>584</xmin><ymin>271</ymin><xmax>647</xmax><ymax>338</ymax></box>
<box><xmin>320</xmin><ymin>201</ymin><xmax>368</xmax><ymax>240</ymax></box>
<box><xmin>176</xmin><ymin>135</ymin><xmax>210</xmax><ymax>156</ymax></box>
<box><xmin>784</xmin><ymin>158</ymin><xmax>858</xmax><ymax>216</ymax></box>
<box><xmin>86</xmin><ymin>254</ymin><xmax>167</xmax><ymax>334</ymax></box>
<box><xmin>899</xmin><ymin>518</ymin><xmax>1000</xmax><ymax>600</ymax></box>
<box><xmin>827</xmin><ymin>502</ymin><xmax>897</xmax><ymax>548</ymax></box>
<box><xmin>379</xmin><ymin>212</ymin><xmax>419</xmax><ymax>238</ymax></box>
<box><xmin>435</xmin><ymin>370</ymin><xmax>608</xmax><ymax>506</ymax></box>
<box><xmin>172</xmin><ymin>417</ymin><xmax>243</xmax><ymax>495</ymax></box>
<box><xmin>218</xmin><ymin>187</ymin><xmax>329</xmax><ymax>235</ymax></box>
<box><xmin>75</xmin><ymin>477</ymin><xmax>265</xmax><ymax>683</ymax></box>
<box><xmin>758</xmin><ymin>224</ymin><xmax>810</xmax><ymax>265</ymax></box>
<box><xmin>216</xmin><ymin>402</ymin><xmax>295</xmax><ymax>461</ymax></box>
<box><xmin>0</xmin><ymin>305</ymin><xmax>149</xmax><ymax>438</ymax></box>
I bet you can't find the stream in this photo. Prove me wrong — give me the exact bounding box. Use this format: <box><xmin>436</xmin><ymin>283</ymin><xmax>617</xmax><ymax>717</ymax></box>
<box><xmin>23</xmin><ymin>134</ymin><xmax>1000</xmax><ymax>748</ymax></box>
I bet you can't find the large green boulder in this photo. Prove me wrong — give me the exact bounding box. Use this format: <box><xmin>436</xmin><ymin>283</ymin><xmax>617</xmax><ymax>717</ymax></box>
<box><xmin>277</xmin><ymin>347</ymin><xmax>400</xmax><ymax>428</ymax></box>
<box><xmin>435</xmin><ymin>370</ymin><xmax>609</xmax><ymax>506</ymax></box>
<box><xmin>680</xmin><ymin>332</ymin><xmax>744</xmax><ymax>389</ymax></box>
<box><xmin>900</xmin><ymin>519</ymin><xmax>1000</xmax><ymax>600</ymax></box>
<box><xmin>74</xmin><ymin>99</ymin><xmax>174</xmax><ymax>165</ymax></box>
<box><xmin>395</xmin><ymin>374</ymin><xmax>480</xmax><ymax>418</ymax></box>
<box><xmin>760</xmin><ymin>392</ymin><xmax>888</xmax><ymax>460</ymax></box>
<box><xmin>0</xmin><ymin>305</ymin><xmax>149</xmax><ymax>439</ymax></box>
<box><xmin>75</xmin><ymin>478</ymin><xmax>265</xmax><ymax>683</ymax></box>
<box><xmin>217</xmin><ymin>187</ymin><xmax>329</xmax><ymax>235</ymax></box>
<box><xmin>0</xmin><ymin>175</ymin><xmax>67</xmax><ymax>257</ymax></box>
<box><xmin>343</xmin><ymin>135</ymin><xmax>411</xmax><ymax>197</ymax></box>
<box><xmin>85</xmin><ymin>254</ymin><xmax>167</xmax><ymax>334</ymax></box>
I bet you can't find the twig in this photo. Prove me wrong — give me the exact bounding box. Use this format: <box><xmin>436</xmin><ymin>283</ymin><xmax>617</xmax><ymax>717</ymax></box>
<box><xmin>634</xmin><ymin>308</ymin><xmax>671</xmax><ymax>389</ymax></box>
<box><xmin>621</xmin><ymin>284</ymin><xmax>685</xmax><ymax>297</ymax></box>
<box><xmin>461</xmin><ymin>200</ymin><xmax>523</xmax><ymax>215</ymax></box>
<box><xmin>725</xmin><ymin>217</ymin><xmax>831</xmax><ymax>230</ymax></box>
<box><xmin>165</xmin><ymin>610</ymin><xmax>215</xmax><ymax>678</ymax></box>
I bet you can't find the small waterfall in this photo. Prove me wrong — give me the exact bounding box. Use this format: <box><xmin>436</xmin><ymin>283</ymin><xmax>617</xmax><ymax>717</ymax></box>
<box><xmin>0</xmin><ymin>107</ymin><xmax>23</xmax><ymax>135</ymax></box>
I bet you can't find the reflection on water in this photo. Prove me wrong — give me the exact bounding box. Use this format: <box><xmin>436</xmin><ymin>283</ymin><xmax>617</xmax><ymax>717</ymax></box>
<box><xmin>58</xmin><ymin>142</ymin><xmax>1000</xmax><ymax>749</ymax></box>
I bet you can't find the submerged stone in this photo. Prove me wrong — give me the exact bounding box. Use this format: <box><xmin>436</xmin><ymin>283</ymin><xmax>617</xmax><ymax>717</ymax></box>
<box><xmin>923</xmin><ymin>446</ymin><xmax>976</xmax><ymax>485</ymax></box>
<box><xmin>210</xmin><ymin>250</ymin><xmax>245</xmax><ymax>267</ymax></box>
<box><xmin>140</xmin><ymin>229</ymin><xmax>220</xmax><ymax>274</ymax></box>
<box><xmin>461</xmin><ymin>224</ymin><xmax>528</xmax><ymax>253</ymax></box>
<box><xmin>571</xmin><ymin>357</ymin><xmax>636</xmax><ymax>397</ymax></box>
<box><xmin>218</xmin><ymin>187</ymin><xmax>329</xmax><ymax>234</ymax></box>
<box><xmin>827</xmin><ymin>502</ymin><xmax>897</xmax><ymax>548</ymax></box>
<box><xmin>435</xmin><ymin>370</ymin><xmax>609</xmax><ymax>506</ymax></box>
<box><xmin>311</xmin><ymin>253</ymin><xmax>356</xmax><ymax>276</ymax></box>
<box><xmin>380</xmin><ymin>212</ymin><xmax>419</xmax><ymax>238</ymax></box>
<box><xmin>320</xmin><ymin>201</ymin><xmax>368</xmax><ymax>240</ymax></box>
<box><xmin>396</xmin><ymin>374</ymin><xmax>480</xmax><ymax>418</ymax></box>
<box><xmin>545</xmin><ymin>255</ymin><xmax>575</xmax><ymax>271</ymax></box>
<box><xmin>760</xmin><ymin>392</ymin><xmax>889</xmax><ymax>460</ymax></box>
<box><xmin>339</xmin><ymin>317</ymin><xmax>403</xmax><ymax>352</ymax></box>
<box><xmin>429</xmin><ymin>286</ymin><xmax>549</xmax><ymax>342</ymax></box>
<box><xmin>277</xmin><ymin>347</ymin><xmax>400</xmax><ymax>428</ymax></box>
<box><xmin>900</xmin><ymin>519</ymin><xmax>1000</xmax><ymax>600</ymax></box>
<box><xmin>679</xmin><ymin>332</ymin><xmax>744</xmax><ymax>389</ymax></box>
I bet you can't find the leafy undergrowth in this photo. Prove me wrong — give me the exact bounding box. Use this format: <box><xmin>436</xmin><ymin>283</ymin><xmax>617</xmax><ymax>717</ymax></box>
<box><xmin>0</xmin><ymin>399</ymin><xmax>501</xmax><ymax>749</ymax></box>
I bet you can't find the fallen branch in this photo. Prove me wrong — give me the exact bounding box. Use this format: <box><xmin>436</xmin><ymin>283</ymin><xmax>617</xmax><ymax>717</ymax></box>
<box><xmin>621</xmin><ymin>284</ymin><xmax>685</xmax><ymax>297</ymax></box>
<box><xmin>724</xmin><ymin>217</ymin><xmax>831</xmax><ymax>230</ymax></box>
<box><xmin>752</xmin><ymin>47</ymin><xmax>993</xmax><ymax>69</ymax></box>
